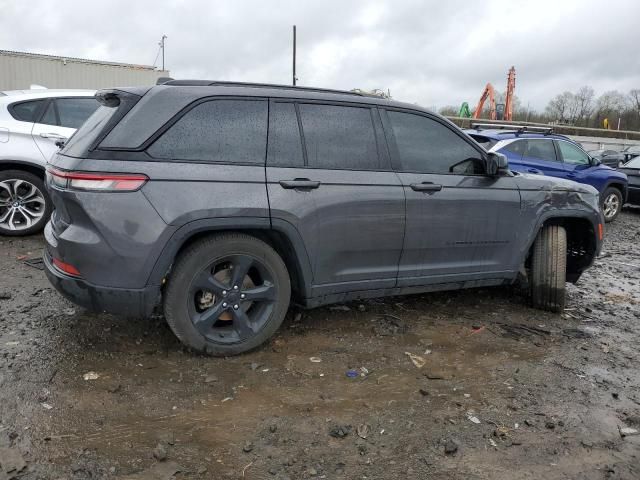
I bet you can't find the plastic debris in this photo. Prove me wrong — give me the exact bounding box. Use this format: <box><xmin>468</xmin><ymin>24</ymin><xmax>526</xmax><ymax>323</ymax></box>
<box><xmin>356</xmin><ymin>424</ymin><xmax>371</xmax><ymax>439</ymax></box>
<box><xmin>309</xmin><ymin>357</ymin><xmax>322</xmax><ymax>363</ymax></box>
<box><xmin>83</xmin><ymin>372</ymin><xmax>100</xmax><ymax>381</ymax></box>
<box><xmin>466</xmin><ymin>412</ymin><xmax>481</xmax><ymax>424</ymax></box>
<box><xmin>346</xmin><ymin>370</ymin><xmax>358</xmax><ymax>378</ymax></box>
<box><xmin>619</xmin><ymin>427</ymin><xmax>639</xmax><ymax>437</ymax></box>
<box><xmin>41</xmin><ymin>402</ymin><xmax>53</xmax><ymax>410</ymax></box>
<box><xmin>404</xmin><ymin>352</ymin><xmax>426</xmax><ymax>369</ymax></box>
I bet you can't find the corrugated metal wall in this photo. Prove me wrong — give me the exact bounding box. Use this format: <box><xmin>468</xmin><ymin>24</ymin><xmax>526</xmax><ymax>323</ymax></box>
<box><xmin>0</xmin><ymin>51</ymin><xmax>169</xmax><ymax>90</ymax></box>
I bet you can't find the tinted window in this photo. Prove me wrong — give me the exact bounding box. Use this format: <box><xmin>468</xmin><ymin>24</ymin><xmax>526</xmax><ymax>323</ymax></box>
<box><xmin>148</xmin><ymin>100</ymin><xmax>268</xmax><ymax>163</ymax></box>
<box><xmin>298</xmin><ymin>104</ymin><xmax>380</xmax><ymax>170</ymax></box>
<box><xmin>388</xmin><ymin>111</ymin><xmax>482</xmax><ymax>174</ymax></box>
<box><xmin>524</xmin><ymin>139</ymin><xmax>557</xmax><ymax>162</ymax></box>
<box><xmin>502</xmin><ymin>139</ymin><xmax>526</xmax><ymax>157</ymax></box>
<box><xmin>9</xmin><ymin>99</ymin><xmax>45</xmax><ymax>122</ymax></box>
<box><xmin>469</xmin><ymin>134</ymin><xmax>498</xmax><ymax>150</ymax></box>
<box><xmin>557</xmin><ymin>140</ymin><xmax>590</xmax><ymax>165</ymax></box>
<box><xmin>267</xmin><ymin>102</ymin><xmax>304</xmax><ymax>167</ymax></box>
<box><xmin>56</xmin><ymin>98</ymin><xmax>100</xmax><ymax>129</ymax></box>
<box><xmin>62</xmin><ymin>105</ymin><xmax>119</xmax><ymax>158</ymax></box>
<box><xmin>40</xmin><ymin>101</ymin><xmax>57</xmax><ymax>126</ymax></box>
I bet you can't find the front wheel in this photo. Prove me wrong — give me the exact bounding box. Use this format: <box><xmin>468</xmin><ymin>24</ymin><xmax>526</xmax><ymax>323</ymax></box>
<box><xmin>0</xmin><ymin>170</ymin><xmax>51</xmax><ymax>236</ymax></box>
<box><xmin>601</xmin><ymin>187</ymin><xmax>622</xmax><ymax>223</ymax></box>
<box><xmin>163</xmin><ymin>233</ymin><xmax>291</xmax><ymax>356</ymax></box>
<box><xmin>530</xmin><ymin>225</ymin><xmax>567</xmax><ymax>313</ymax></box>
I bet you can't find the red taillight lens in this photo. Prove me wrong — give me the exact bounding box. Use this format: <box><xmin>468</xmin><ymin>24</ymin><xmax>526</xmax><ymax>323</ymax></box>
<box><xmin>47</xmin><ymin>168</ymin><xmax>148</xmax><ymax>192</ymax></box>
<box><xmin>52</xmin><ymin>257</ymin><xmax>81</xmax><ymax>277</ymax></box>
<box><xmin>598</xmin><ymin>223</ymin><xmax>603</xmax><ymax>241</ymax></box>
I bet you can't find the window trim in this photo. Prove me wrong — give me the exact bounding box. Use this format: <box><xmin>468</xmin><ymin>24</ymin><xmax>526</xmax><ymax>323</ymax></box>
<box><xmin>144</xmin><ymin>96</ymin><xmax>270</xmax><ymax>166</ymax></box>
<box><xmin>265</xmin><ymin>98</ymin><xmax>306</xmax><ymax>168</ymax></box>
<box><xmin>381</xmin><ymin>107</ymin><xmax>488</xmax><ymax>176</ymax></box>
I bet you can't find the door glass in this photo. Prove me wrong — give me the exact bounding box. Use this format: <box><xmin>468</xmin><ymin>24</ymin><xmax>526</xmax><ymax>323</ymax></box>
<box><xmin>523</xmin><ymin>139</ymin><xmax>557</xmax><ymax>162</ymax></box>
<box><xmin>55</xmin><ymin>98</ymin><xmax>100</xmax><ymax>129</ymax></box>
<box><xmin>387</xmin><ymin>111</ymin><xmax>483</xmax><ymax>174</ymax></box>
<box><xmin>40</xmin><ymin>101</ymin><xmax>57</xmax><ymax>126</ymax></box>
<box><xmin>502</xmin><ymin>139</ymin><xmax>526</xmax><ymax>157</ymax></box>
<box><xmin>148</xmin><ymin>100</ymin><xmax>268</xmax><ymax>164</ymax></box>
<box><xmin>267</xmin><ymin>102</ymin><xmax>304</xmax><ymax>167</ymax></box>
<box><xmin>557</xmin><ymin>141</ymin><xmax>590</xmax><ymax>165</ymax></box>
<box><xmin>298</xmin><ymin>104</ymin><xmax>381</xmax><ymax>170</ymax></box>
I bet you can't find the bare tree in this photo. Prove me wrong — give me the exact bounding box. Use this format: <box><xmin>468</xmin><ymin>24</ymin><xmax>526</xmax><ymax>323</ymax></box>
<box><xmin>574</xmin><ymin>86</ymin><xmax>595</xmax><ymax>125</ymax></box>
<box><xmin>545</xmin><ymin>92</ymin><xmax>574</xmax><ymax>123</ymax></box>
<box><xmin>629</xmin><ymin>89</ymin><xmax>640</xmax><ymax>116</ymax></box>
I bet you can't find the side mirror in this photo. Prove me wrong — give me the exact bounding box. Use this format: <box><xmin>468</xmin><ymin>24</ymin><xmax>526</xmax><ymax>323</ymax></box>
<box><xmin>486</xmin><ymin>152</ymin><xmax>508</xmax><ymax>176</ymax></box>
<box><xmin>590</xmin><ymin>157</ymin><xmax>601</xmax><ymax>166</ymax></box>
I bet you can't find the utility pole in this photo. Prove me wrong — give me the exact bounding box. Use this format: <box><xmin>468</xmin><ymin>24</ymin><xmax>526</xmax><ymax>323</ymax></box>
<box><xmin>160</xmin><ymin>35</ymin><xmax>167</xmax><ymax>71</ymax></box>
<box><xmin>292</xmin><ymin>25</ymin><xmax>297</xmax><ymax>86</ymax></box>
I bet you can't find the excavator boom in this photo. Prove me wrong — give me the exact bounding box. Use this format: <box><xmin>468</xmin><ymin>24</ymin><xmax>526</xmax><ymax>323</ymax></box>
<box><xmin>473</xmin><ymin>83</ymin><xmax>496</xmax><ymax>120</ymax></box>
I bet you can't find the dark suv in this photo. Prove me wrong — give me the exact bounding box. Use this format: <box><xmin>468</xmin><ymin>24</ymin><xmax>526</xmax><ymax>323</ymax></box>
<box><xmin>43</xmin><ymin>81</ymin><xmax>604</xmax><ymax>356</ymax></box>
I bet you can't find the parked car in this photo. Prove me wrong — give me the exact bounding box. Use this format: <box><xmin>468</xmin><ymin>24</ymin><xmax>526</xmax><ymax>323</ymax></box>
<box><xmin>43</xmin><ymin>81</ymin><xmax>603</xmax><ymax>356</ymax></box>
<box><xmin>621</xmin><ymin>145</ymin><xmax>640</xmax><ymax>162</ymax></box>
<box><xmin>466</xmin><ymin>126</ymin><xmax>628</xmax><ymax>222</ymax></box>
<box><xmin>0</xmin><ymin>89</ymin><xmax>98</xmax><ymax>235</ymax></box>
<box><xmin>587</xmin><ymin>149</ymin><xmax>625</xmax><ymax>168</ymax></box>
<box><xmin>618</xmin><ymin>155</ymin><xmax>640</xmax><ymax>206</ymax></box>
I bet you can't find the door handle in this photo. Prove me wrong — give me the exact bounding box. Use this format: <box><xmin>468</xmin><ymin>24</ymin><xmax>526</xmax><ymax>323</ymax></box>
<box><xmin>410</xmin><ymin>182</ymin><xmax>442</xmax><ymax>192</ymax></box>
<box><xmin>39</xmin><ymin>132</ymin><xmax>67</xmax><ymax>140</ymax></box>
<box><xmin>279</xmin><ymin>179</ymin><xmax>321</xmax><ymax>190</ymax></box>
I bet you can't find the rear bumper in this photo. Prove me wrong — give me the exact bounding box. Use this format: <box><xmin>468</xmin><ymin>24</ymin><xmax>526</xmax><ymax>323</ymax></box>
<box><xmin>43</xmin><ymin>248</ymin><xmax>160</xmax><ymax>318</ymax></box>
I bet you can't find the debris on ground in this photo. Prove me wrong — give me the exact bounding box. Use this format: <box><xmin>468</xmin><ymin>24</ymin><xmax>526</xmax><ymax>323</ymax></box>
<box><xmin>309</xmin><ymin>357</ymin><xmax>322</xmax><ymax>363</ymax></box>
<box><xmin>444</xmin><ymin>439</ymin><xmax>459</xmax><ymax>455</ymax></box>
<box><xmin>153</xmin><ymin>443</ymin><xmax>168</xmax><ymax>461</ymax></box>
<box><xmin>242</xmin><ymin>441</ymin><xmax>254</xmax><ymax>453</ymax></box>
<box><xmin>82</xmin><ymin>371</ymin><xmax>100</xmax><ymax>381</ymax></box>
<box><xmin>329</xmin><ymin>305</ymin><xmax>351</xmax><ymax>312</ymax></box>
<box><xmin>122</xmin><ymin>461</ymin><xmax>181</xmax><ymax>480</ymax></box>
<box><xmin>345</xmin><ymin>369</ymin><xmax>358</xmax><ymax>378</ymax></box>
<box><xmin>405</xmin><ymin>352</ymin><xmax>426</xmax><ymax>368</ymax></box>
<box><xmin>618</xmin><ymin>427</ymin><xmax>639</xmax><ymax>437</ymax></box>
<box><xmin>356</xmin><ymin>424</ymin><xmax>371</xmax><ymax>439</ymax></box>
<box><xmin>329</xmin><ymin>425</ymin><xmax>352</xmax><ymax>439</ymax></box>
<box><xmin>466</xmin><ymin>412</ymin><xmax>481</xmax><ymax>424</ymax></box>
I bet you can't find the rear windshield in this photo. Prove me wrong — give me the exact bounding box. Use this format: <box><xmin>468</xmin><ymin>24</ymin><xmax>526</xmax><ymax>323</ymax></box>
<box><xmin>624</xmin><ymin>156</ymin><xmax>640</xmax><ymax>168</ymax></box>
<box><xmin>61</xmin><ymin>104</ymin><xmax>118</xmax><ymax>158</ymax></box>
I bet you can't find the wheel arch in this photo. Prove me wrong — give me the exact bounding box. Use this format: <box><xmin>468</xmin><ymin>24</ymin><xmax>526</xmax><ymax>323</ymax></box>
<box><xmin>523</xmin><ymin>213</ymin><xmax>598</xmax><ymax>284</ymax></box>
<box><xmin>148</xmin><ymin>218</ymin><xmax>313</xmax><ymax>302</ymax></box>
<box><xmin>0</xmin><ymin>160</ymin><xmax>46</xmax><ymax>180</ymax></box>
<box><xmin>602</xmin><ymin>180</ymin><xmax>627</xmax><ymax>202</ymax></box>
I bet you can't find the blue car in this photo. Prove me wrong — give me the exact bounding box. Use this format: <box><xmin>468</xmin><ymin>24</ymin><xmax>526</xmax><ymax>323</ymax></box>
<box><xmin>466</xmin><ymin>125</ymin><xmax>628</xmax><ymax>222</ymax></box>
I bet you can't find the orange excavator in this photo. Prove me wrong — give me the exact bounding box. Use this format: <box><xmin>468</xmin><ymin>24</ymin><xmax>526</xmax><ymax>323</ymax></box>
<box><xmin>472</xmin><ymin>66</ymin><xmax>516</xmax><ymax>121</ymax></box>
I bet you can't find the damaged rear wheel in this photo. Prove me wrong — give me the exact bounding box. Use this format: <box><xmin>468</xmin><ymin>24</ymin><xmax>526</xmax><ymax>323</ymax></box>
<box><xmin>163</xmin><ymin>233</ymin><xmax>291</xmax><ymax>356</ymax></box>
<box><xmin>530</xmin><ymin>225</ymin><xmax>567</xmax><ymax>313</ymax></box>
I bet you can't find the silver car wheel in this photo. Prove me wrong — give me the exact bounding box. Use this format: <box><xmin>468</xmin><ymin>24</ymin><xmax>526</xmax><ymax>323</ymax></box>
<box><xmin>0</xmin><ymin>179</ymin><xmax>47</xmax><ymax>231</ymax></box>
<box><xmin>602</xmin><ymin>192</ymin><xmax>620</xmax><ymax>220</ymax></box>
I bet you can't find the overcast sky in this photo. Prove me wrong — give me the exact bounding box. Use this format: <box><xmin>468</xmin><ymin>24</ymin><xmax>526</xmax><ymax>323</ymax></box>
<box><xmin>1</xmin><ymin>0</ymin><xmax>639</xmax><ymax>111</ymax></box>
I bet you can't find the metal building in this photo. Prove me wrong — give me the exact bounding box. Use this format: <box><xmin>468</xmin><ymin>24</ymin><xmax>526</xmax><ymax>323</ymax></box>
<box><xmin>0</xmin><ymin>50</ymin><xmax>169</xmax><ymax>91</ymax></box>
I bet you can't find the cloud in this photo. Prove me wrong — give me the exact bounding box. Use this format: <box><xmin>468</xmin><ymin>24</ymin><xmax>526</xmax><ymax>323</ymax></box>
<box><xmin>1</xmin><ymin>0</ymin><xmax>638</xmax><ymax>110</ymax></box>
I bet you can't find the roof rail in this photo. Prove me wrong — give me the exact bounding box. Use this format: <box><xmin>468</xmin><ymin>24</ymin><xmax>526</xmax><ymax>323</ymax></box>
<box><xmin>471</xmin><ymin>123</ymin><xmax>554</xmax><ymax>135</ymax></box>
<box><xmin>160</xmin><ymin>79</ymin><xmax>369</xmax><ymax>97</ymax></box>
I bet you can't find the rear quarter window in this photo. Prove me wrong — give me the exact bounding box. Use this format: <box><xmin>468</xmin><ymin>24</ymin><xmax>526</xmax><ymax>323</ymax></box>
<box><xmin>147</xmin><ymin>99</ymin><xmax>268</xmax><ymax>164</ymax></box>
<box><xmin>8</xmin><ymin>99</ymin><xmax>46</xmax><ymax>122</ymax></box>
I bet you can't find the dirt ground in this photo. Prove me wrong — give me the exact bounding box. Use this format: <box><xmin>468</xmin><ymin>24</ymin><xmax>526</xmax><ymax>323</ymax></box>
<box><xmin>1</xmin><ymin>211</ymin><xmax>639</xmax><ymax>480</ymax></box>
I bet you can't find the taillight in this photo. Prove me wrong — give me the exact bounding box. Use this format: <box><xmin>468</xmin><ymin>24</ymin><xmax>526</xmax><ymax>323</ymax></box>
<box><xmin>52</xmin><ymin>257</ymin><xmax>81</xmax><ymax>277</ymax></box>
<box><xmin>47</xmin><ymin>168</ymin><xmax>148</xmax><ymax>192</ymax></box>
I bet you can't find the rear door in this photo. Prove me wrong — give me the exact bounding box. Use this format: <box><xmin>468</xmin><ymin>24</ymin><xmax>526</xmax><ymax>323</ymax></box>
<box><xmin>519</xmin><ymin>138</ymin><xmax>565</xmax><ymax>176</ymax></box>
<box><xmin>32</xmin><ymin>97</ymin><xmax>99</xmax><ymax>162</ymax></box>
<box><xmin>266</xmin><ymin>100</ymin><xmax>405</xmax><ymax>298</ymax></box>
<box><xmin>381</xmin><ymin>109</ymin><xmax>522</xmax><ymax>285</ymax></box>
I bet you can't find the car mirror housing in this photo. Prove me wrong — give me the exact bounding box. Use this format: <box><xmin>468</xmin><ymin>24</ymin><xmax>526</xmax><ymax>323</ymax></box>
<box><xmin>486</xmin><ymin>152</ymin><xmax>508</xmax><ymax>176</ymax></box>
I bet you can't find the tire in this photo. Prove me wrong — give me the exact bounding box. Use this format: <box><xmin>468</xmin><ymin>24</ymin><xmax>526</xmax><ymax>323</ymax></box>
<box><xmin>600</xmin><ymin>186</ymin><xmax>622</xmax><ymax>223</ymax></box>
<box><xmin>530</xmin><ymin>225</ymin><xmax>567</xmax><ymax>313</ymax></box>
<box><xmin>0</xmin><ymin>170</ymin><xmax>52</xmax><ymax>236</ymax></box>
<box><xmin>163</xmin><ymin>232</ymin><xmax>291</xmax><ymax>356</ymax></box>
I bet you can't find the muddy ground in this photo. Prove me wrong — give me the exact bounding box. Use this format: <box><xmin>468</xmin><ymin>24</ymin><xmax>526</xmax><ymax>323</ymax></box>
<box><xmin>1</xmin><ymin>211</ymin><xmax>639</xmax><ymax>480</ymax></box>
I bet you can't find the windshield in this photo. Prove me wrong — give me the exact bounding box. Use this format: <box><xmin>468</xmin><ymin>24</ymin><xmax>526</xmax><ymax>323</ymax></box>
<box><xmin>624</xmin><ymin>156</ymin><xmax>640</xmax><ymax>168</ymax></box>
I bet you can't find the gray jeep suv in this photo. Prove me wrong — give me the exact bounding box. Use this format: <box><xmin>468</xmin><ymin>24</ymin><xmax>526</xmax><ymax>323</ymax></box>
<box><xmin>43</xmin><ymin>81</ymin><xmax>604</xmax><ymax>356</ymax></box>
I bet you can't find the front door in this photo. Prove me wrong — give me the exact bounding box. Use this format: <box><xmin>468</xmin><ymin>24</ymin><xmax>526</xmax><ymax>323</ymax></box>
<box><xmin>554</xmin><ymin>139</ymin><xmax>595</xmax><ymax>187</ymax></box>
<box><xmin>381</xmin><ymin>109</ymin><xmax>522</xmax><ymax>286</ymax></box>
<box><xmin>266</xmin><ymin>100</ymin><xmax>405</xmax><ymax>298</ymax></box>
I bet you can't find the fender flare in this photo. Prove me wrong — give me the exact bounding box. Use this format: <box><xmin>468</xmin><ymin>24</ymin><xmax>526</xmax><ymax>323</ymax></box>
<box><xmin>146</xmin><ymin>217</ymin><xmax>314</xmax><ymax>298</ymax></box>
<box><xmin>519</xmin><ymin>209</ymin><xmax>599</xmax><ymax>267</ymax></box>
